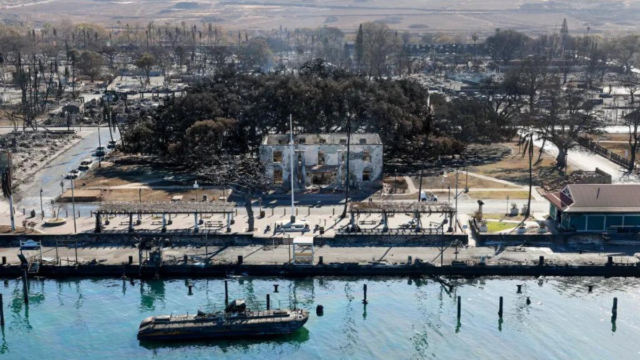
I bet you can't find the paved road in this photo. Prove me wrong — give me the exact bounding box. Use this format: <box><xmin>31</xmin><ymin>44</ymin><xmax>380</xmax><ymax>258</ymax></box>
<box><xmin>12</xmin><ymin>126</ymin><xmax>120</xmax><ymax>213</ymax></box>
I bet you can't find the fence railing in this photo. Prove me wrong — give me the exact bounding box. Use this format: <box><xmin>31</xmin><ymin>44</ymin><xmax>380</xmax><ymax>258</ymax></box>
<box><xmin>578</xmin><ymin>137</ymin><xmax>635</xmax><ymax>170</ymax></box>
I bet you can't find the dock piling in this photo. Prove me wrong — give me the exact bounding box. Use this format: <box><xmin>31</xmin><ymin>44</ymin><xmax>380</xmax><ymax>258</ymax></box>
<box><xmin>0</xmin><ymin>294</ymin><xmax>4</xmax><ymax>326</ymax></box>
<box><xmin>224</xmin><ymin>280</ymin><xmax>229</xmax><ymax>306</ymax></box>
<box><xmin>188</xmin><ymin>280</ymin><xmax>193</xmax><ymax>295</ymax></box>
<box><xmin>526</xmin><ymin>297</ymin><xmax>531</xmax><ymax>305</ymax></box>
<box><xmin>498</xmin><ymin>296</ymin><xmax>503</xmax><ymax>318</ymax></box>
<box><xmin>237</xmin><ymin>256</ymin><xmax>243</xmax><ymax>265</ymax></box>
<box><xmin>588</xmin><ymin>285</ymin><xmax>594</xmax><ymax>293</ymax></box>
<box><xmin>21</xmin><ymin>269</ymin><xmax>28</xmax><ymax>304</ymax></box>
<box><xmin>273</xmin><ymin>284</ymin><xmax>279</xmax><ymax>293</ymax></box>
<box><xmin>266</xmin><ymin>294</ymin><xmax>270</xmax><ymax>310</ymax></box>
<box><xmin>363</xmin><ymin>284</ymin><xmax>368</xmax><ymax>304</ymax></box>
<box><xmin>457</xmin><ymin>296</ymin><xmax>461</xmax><ymax>319</ymax></box>
<box><xmin>316</xmin><ymin>305</ymin><xmax>324</xmax><ymax>316</ymax></box>
<box><xmin>612</xmin><ymin>297</ymin><xmax>618</xmax><ymax>320</ymax></box>
<box><xmin>517</xmin><ymin>284</ymin><xmax>522</xmax><ymax>293</ymax></box>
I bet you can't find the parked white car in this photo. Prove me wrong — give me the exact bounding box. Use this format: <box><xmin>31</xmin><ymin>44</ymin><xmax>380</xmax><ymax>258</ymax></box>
<box><xmin>420</xmin><ymin>191</ymin><xmax>438</xmax><ymax>202</ymax></box>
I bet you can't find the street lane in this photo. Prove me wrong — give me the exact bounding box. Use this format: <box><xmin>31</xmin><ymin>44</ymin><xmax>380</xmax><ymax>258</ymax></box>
<box><xmin>12</xmin><ymin>126</ymin><xmax>120</xmax><ymax>214</ymax></box>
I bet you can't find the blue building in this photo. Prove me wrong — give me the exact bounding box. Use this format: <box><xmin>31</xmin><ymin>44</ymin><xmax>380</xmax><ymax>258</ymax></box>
<box><xmin>544</xmin><ymin>184</ymin><xmax>640</xmax><ymax>233</ymax></box>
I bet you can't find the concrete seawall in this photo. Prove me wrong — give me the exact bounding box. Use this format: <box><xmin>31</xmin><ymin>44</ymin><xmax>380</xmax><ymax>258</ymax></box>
<box><xmin>1</xmin><ymin>262</ymin><xmax>638</xmax><ymax>279</ymax></box>
<box><xmin>0</xmin><ymin>233</ymin><xmax>469</xmax><ymax>247</ymax></box>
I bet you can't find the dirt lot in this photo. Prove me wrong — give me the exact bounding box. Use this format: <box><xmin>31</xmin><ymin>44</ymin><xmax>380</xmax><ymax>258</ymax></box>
<box><xmin>468</xmin><ymin>143</ymin><xmax>572</xmax><ymax>187</ymax></box>
<box><xmin>414</xmin><ymin>174</ymin><xmax>517</xmax><ymax>190</ymax></box>
<box><xmin>80</xmin><ymin>162</ymin><xmax>172</xmax><ymax>188</ymax></box>
<box><xmin>77</xmin><ymin>161</ymin><xmax>229</xmax><ymax>203</ymax></box>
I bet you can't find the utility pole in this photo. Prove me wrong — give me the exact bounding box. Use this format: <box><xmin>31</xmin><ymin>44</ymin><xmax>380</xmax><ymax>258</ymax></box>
<box><xmin>289</xmin><ymin>114</ymin><xmax>296</xmax><ymax>223</ymax></box>
<box><xmin>98</xmin><ymin>127</ymin><xmax>102</xmax><ymax>168</ymax></box>
<box><xmin>454</xmin><ymin>170</ymin><xmax>459</xmax><ymax>233</ymax></box>
<box><xmin>417</xmin><ymin>98</ymin><xmax>433</xmax><ymax>202</ymax></box>
<box><xmin>341</xmin><ymin>111</ymin><xmax>352</xmax><ymax>219</ymax></box>
<box><xmin>70</xmin><ymin>178</ymin><xmax>77</xmax><ymax>233</ymax></box>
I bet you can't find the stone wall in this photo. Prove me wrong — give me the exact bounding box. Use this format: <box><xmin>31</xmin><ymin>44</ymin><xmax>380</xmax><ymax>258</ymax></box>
<box><xmin>325</xmin><ymin>233</ymin><xmax>468</xmax><ymax>247</ymax></box>
<box><xmin>0</xmin><ymin>233</ymin><xmax>258</xmax><ymax>247</ymax></box>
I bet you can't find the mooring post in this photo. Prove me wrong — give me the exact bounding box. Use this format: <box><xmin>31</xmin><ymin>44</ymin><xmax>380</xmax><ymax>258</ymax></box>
<box><xmin>457</xmin><ymin>296</ymin><xmax>461</xmax><ymax>319</ymax></box>
<box><xmin>21</xmin><ymin>269</ymin><xmax>29</xmax><ymax>304</ymax></box>
<box><xmin>526</xmin><ymin>297</ymin><xmax>531</xmax><ymax>305</ymax></box>
<box><xmin>266</xmin><ymin>294</ymin><xmax>270</xmax><ymax>310</ymax></box>
<box><xmin>0</xmin><ymin>293</ymin><xmax>4</xmax><ymax>326</ymax></box>
<box><xmin>1</xmin><ymin>257</ymin><xmax>5</xmax><ymax>265</ymax></box>
<box><xmin>237</xmin><ymin>255</ymin><xmax>243</xmax><ymax>265</ymax></box>
<box><xmin>224</xmin><ymin>280</ymin><xmax>229</xmax><ymax>306</ymax></box>
<box><xmin>274</xmin><ymin>284</ymin><xmax>279</xmax><ymax>293</ymax></box>
<box><xmin>363</xmin><ymin>284</ymin><xmax>368</xmax><ymax>304</ymax></box>
<box><xmin>539</xmin><ymin>256</ymin><xmax>544</xmax><ymax>266</ymax></box>
<box><xmin>188</xmin><ymin>280</ymin><xmax>193</xmax><ymax>295</ymax></box>
<box><xmin>517</xmin><ymin>284</ymin><xmax>522</xmax><ymax>293</ymax></box>
<box><xmin>612</xmin><ymin>297</ymin><xmax>618</xmax><ymax>319</ymax></box>
<box><xmin>498</xmin><ymin>296</ymin><xmax>503</xmax><ymax>318</ymax></box>
<box><xmin>588</xmin><ymin>285</ymin><xmax>594</xmax><ymax>293</ymax></box>
<box><xmin>128</xmin><ymin>256</ymin><xmax>133</xmax><ymax>265</ymax></box>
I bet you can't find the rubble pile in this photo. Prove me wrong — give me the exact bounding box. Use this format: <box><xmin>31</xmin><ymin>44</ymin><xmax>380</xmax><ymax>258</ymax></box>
<box><xmin>0</xmin><ymin>131</ymin><xmax>78</xmax><ymax>181</ymax></box>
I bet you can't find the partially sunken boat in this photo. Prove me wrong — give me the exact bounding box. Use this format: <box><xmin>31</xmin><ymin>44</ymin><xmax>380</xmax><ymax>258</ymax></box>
<box><xmin>137</xmin><ymin>300</ymin><xmax>309</xmax><ymax>341</ymax></box>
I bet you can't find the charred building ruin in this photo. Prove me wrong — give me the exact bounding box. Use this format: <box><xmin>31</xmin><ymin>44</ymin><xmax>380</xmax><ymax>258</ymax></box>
<box><xmin>259</xmin><ymin>133</ymin><xmax>383</xmax><ymax>191</ymax></box>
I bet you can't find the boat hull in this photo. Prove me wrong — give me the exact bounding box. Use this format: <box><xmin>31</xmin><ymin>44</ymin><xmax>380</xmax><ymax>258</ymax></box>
<box><xmin>137</xmin><ymin>310</ymin><xmax>309</xmax><ymax>341</ymax></box>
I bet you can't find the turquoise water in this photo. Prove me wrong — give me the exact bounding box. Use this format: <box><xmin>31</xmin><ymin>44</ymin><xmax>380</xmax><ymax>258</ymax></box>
<box><xmin>0</xmin><ymin>277</ymin><xmax>639</xmax><ymax>359</ymax></box>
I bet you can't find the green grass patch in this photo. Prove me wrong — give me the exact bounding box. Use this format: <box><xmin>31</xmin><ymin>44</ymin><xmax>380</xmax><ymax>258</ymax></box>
<box><xmin>485</xmin><ymin>221</ymin><xmax>517</xmax><ymax>233</ymax></box>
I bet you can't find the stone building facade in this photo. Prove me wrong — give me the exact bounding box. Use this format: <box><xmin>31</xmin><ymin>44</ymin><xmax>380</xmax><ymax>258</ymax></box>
<box><xmin>259</xmin><ymin>133</ymin><xmax>383</xmax><ymax>191</ymax></box>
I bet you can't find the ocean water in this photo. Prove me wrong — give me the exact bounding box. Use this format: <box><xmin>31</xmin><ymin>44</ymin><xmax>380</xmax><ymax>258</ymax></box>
<box><xmin>0</xmin><ymin>277</ymin><xmax>639</xmax><ymax>360</ymax></box>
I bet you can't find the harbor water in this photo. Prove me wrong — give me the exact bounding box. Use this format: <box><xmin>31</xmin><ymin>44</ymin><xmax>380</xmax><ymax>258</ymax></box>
<box><xmin>0</xmin><ymin>277</ymin><xmax>639</xmax><ymax>359</ymax></box>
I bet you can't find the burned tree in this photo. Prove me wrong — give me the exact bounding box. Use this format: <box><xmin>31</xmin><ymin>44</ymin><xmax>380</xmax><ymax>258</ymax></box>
<box><xmin>534</xmin><ymin>79</ymin><xmax>602</xmax><ymax>170</ymax></box>
<box><xmin>624</xmin><ymin>109</ymin><xmax>640</xmax><ymax>172</ymax></box>
<box><xmin>199</xmin><ymin>156</ymin><xmax>270</xmax><ymax>232</ymax></box>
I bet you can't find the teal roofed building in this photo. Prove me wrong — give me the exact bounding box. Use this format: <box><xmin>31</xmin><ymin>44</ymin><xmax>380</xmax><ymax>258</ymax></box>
<box><xmin>543</xmin><ymin>184</ymin><xmax>640</xmax><ymax>233</ymax></box>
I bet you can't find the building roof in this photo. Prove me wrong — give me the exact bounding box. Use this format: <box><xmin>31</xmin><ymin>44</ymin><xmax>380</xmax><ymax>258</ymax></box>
<box><xmin>544</xmin><ymin>184</ymin><xmax>640</xmax><ymax>214</ymax></box>
<box><xmin>262</xmin><ymin>133</ymin><xmax>382</xmax><ymax>146</ymax></box>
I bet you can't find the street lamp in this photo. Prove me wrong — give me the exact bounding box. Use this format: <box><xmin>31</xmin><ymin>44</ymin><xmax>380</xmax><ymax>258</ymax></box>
<box><xmin>138</xmin><ymin>188</ymin><xmax>142</xmax><ymax>221</ymax></box>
